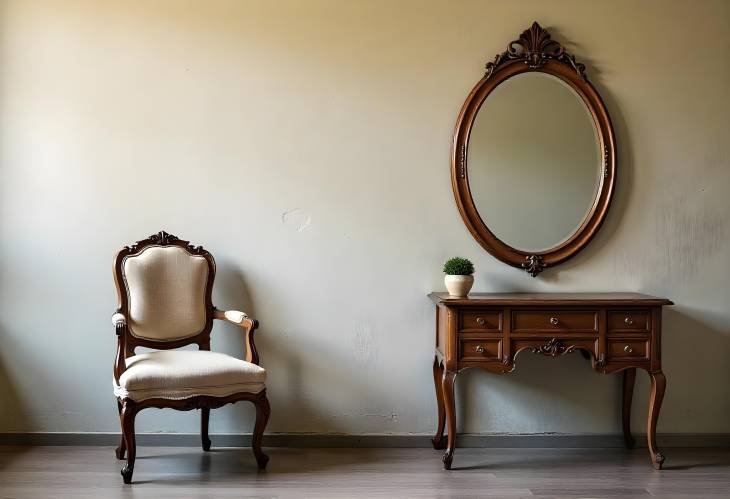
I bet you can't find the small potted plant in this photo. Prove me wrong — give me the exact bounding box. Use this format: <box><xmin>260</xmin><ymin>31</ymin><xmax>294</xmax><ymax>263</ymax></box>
<box><xmin>442</xmin><ymin>257</ymin><xmax>475</xmax><ymax>297</ymax></box>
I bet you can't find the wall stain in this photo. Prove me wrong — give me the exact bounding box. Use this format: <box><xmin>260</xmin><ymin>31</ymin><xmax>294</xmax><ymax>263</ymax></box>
<box><xmin>614</xmin><ymin>191</ymin><xmax>727</xmax><ymax>286</ymax></box>
<box><xmin>353</xmin><ymin>318</ymin><xmax>378</xmax><ymax>369</ymax></box>
<box><xmin>329</xmin><ymin>413</ymin><xmax>399</xmax><ymax>422</ymax></box>
<box><xmin>281</xmin><ymin>209</ymin><xmax>311</xmax><ymax>232</ymax></box>
<box><xmin>653</xmin><ymin>195</ymin><xmax>725</xmax><ymax>281</ymax></box>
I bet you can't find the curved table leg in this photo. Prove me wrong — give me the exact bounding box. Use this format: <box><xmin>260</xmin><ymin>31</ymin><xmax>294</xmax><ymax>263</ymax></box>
<box><xmin>432</xmin><ymin>357</ymin><xmax>446</xmax><ymax>450</ymax></box>
<box><xmin>622</xmin><ymin>368</ymin><xmax>636</xmax><ymax>449</ymax></box>
<box><xmin>647</xmin><ymin>370</ymin><xmax>666</xmax><ymax>470</ymax></box>
<box><xmin>441</xmin><ymin>370</ymin><xmax>457</xmax><ymax>470</ymax></box>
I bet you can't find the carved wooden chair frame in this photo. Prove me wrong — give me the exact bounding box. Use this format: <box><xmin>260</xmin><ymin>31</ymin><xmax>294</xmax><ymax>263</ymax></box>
<box><xmin>112</xmin><ymin>231</ymin><xmax>270</xmax><ymax>484</ymax></box>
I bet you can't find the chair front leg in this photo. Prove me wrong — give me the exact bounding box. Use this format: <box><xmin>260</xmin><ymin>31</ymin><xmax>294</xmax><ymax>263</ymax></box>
<box><xmin>252</xmin><ymin>391</ymin><xmax>271</xmax><ymax>470</ymax></box>
<box><xmin>201</xmin><ymin>407</ymin><xmax>212</xmax><ymax>451</ymax></box>
<box><xmin>120</xmin><ymin>400</ymin><xmax>138</xmax><ymax>484</ymax></box>
<box><xmin>115</xmin><ymin>399</ymin><xmax>127</xmax><ymax>459</ymax></box>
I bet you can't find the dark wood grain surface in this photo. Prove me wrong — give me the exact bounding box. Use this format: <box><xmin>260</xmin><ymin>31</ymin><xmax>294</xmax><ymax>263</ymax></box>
<box><xmin>429</xmin><ymin>292</ymin><xmax>673</xmax><ymax>306</ymax></box>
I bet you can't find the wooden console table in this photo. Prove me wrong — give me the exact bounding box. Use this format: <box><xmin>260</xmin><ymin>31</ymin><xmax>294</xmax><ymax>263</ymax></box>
<box><xmin>429</xmin><ymin>292</ymin><xmax>672</xmax><ymax>470</ymax></box>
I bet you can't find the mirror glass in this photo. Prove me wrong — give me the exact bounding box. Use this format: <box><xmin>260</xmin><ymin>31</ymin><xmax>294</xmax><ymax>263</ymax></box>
<box><xmin>468</xmin><ymin>72</ymin><xmax>601</xmax><ymax>252</ymax></box>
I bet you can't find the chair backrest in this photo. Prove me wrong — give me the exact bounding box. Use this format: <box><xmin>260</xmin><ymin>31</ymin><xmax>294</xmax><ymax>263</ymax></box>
<box><xmin>114</xmin><ymin>231</ymin><xmax>216</xmax><ymax>354</ymax></box>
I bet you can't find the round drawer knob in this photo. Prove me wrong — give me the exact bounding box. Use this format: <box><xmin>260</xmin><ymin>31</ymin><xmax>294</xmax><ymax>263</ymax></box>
<box><xmin>624</xmin><ymin>316</ymin><xmax>634</xmax><ymax>326</ymax></box>
<box><xmin>624</xmin><ymin>345</ymin><xmax>633</xmax><ymax>353</ymax></box>
<box><xmin>476</xmin><ymin>345</ymin><xmax>485</xmax><ymax>354</ymax></box>
<box><xmin>476</xmin><ymin>317</ymin><xmax>486</xmax><ymax>326</ymax></box>
<box><xmin>550</xmin><ymin>317</ymin><xmax>559</xmax><ymax>326</ymax></box>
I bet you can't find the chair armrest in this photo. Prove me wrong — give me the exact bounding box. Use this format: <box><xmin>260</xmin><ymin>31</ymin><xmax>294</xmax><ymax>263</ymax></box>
<box><xmin>111</xmin><ymin>313</ymin><xmax>127</xmax><ymax>384</ymax></box>
<box><xmin>213</xmin><ymin>308</ymin><xmax>261</xmax><ymax>365</ymax></box>
<box><xmin>112</xmin><ymin>313</ymin><xmax>126</xmax><ymax>331</ymax></box>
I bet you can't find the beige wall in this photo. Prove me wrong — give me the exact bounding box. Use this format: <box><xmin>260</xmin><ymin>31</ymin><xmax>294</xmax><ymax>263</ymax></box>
<box><xmin>0</xmin><ymin>0</ymin><xmax>728</xmax><ymax>436</ymax></box>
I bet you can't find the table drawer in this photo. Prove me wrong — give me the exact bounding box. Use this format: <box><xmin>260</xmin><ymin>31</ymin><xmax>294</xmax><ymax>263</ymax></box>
<box><xmin>458</xmin><ymin>338</ymin><xmax>502</xmax><ymax>361</ymax></box>
<box><xmin>607</xmin><ymin>338</ymin><xmax>650</xmax><ymax>361</ymax></box>
<box><xmin>512</xmin><ymin>310</ymin><xmax>598</xmax><ymax>333</ymax></box>
<box><xmin>459</xmin><ymin>310</ymin><xmax>502</xmax><ymax>332</ymax></box>
<box><xmin>608</xmin><ymin>310</ymin><xmax>650</xmax><ymax>333</ymax></box>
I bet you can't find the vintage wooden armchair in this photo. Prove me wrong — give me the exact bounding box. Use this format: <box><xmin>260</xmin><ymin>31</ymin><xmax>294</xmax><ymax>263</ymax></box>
<box><xmin>112</xmin><ymin>231</ymin><xmax>270</xmax><ymax>484</ymax></box>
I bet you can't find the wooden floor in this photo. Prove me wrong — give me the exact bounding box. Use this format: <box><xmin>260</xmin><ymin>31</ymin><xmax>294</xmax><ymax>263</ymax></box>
<box><xmin>1</xmin><ymin>446</ymin><xmax>729</xmax><ymax>498</ymax></box>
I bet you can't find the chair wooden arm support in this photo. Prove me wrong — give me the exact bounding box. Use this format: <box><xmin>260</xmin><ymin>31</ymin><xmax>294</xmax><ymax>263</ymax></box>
<box><xmin>213</xmin><ymin>308</ymin><xmax>261</xmax><ymax>365</ymax></box>
<box><xmin>112</xmin><ymin>312</ymin><xmax>128</xmax><ymax>384</ymax></box>
<box><xmin>112</xmin><ymin>313</ymin><xmax>127</xmax><ymax>328</ymax></box>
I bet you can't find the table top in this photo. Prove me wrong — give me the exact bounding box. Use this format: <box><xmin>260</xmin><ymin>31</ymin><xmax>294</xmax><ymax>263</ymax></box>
<box><xmin>428</xmin><ymin>292</ymin><xmax>673</xmax><ymax>306</ymax></box>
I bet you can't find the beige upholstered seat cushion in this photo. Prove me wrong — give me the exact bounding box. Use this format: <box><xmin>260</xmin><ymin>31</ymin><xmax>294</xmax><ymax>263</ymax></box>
<box><xmin>114</xmin><ymin>350</ymin><xmax>266</xmax><ymax>401</ymax></box>
<box><xmin>123</xmin><ymin>245</ymin><xmax>209</xmax><ymax>341</ymax></box>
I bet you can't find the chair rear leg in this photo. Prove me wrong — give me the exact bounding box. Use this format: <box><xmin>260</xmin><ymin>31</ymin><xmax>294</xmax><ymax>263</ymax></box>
<box><xmin>115</xmin><ymin>399</ymin><xmax>127</xmax><ymax>459</ymax></box>
<box><xmin>251</xmin><ymin>392</ymin><xmax>270</xmax><ymax>469</ymax></box>
<box><xmin>201</xmin><ymin>407</ymin><xmax>212</xmax><ymax>451</ymax></box>
<box><xmin>120</xmin><ymin>400</ymin><xmax>137</xmax><ymax>484</ymax></box>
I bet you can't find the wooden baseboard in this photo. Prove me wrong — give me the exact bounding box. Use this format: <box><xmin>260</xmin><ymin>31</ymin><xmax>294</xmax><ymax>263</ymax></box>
<box><xmin>1</xmin><ymin>432</ymin><xmax>729</xmax><ymax>447</ymax></box>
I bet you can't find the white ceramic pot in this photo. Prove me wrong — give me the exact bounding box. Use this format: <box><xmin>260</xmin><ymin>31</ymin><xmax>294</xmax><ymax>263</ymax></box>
<box><xmin>444</xmin><ymin>274</ymin><xmax>474</xmax><ymax>297</ymax></box>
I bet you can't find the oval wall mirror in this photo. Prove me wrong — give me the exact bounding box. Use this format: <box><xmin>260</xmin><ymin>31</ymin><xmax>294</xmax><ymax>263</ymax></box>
<box><xmin>452</xmin><ymin>22</ymin><xmax>616</xmax><ymax>276</ymax></box>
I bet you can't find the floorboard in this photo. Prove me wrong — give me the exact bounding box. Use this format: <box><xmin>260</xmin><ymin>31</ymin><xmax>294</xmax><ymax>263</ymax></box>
<box><xmin>1</xmin><ymin>446</ymin><xmax>729</xmax><ymax>498</ymax></box>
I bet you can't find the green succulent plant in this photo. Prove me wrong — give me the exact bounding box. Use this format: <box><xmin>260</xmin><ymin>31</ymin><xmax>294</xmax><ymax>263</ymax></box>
<box><xmin>442</xmin><ymin>257</ymin><xmax>475</xmax><ymax>275</ymax></box>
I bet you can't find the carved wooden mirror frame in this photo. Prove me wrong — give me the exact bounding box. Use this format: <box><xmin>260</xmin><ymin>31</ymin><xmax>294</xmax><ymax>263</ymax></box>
<box><xmin>451</xmin><ymin>22</ymin><xmax>616</xmax><ymax>277</ymax></box>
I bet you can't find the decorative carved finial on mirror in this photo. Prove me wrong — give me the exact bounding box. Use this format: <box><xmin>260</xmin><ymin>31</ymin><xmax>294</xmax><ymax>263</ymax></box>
<box><xmin>521</xmin><ymin>255</ymin><xmax>545</xmax><ymax>277</ymax></box>
<box><xmin>485</xmin><ymin>22</ymin><xmax>586</xmax><ymax>80</ymax></box>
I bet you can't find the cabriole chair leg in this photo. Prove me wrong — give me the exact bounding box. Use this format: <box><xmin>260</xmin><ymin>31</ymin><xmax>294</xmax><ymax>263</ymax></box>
<box><xmin>201</xmin><ymin>407</ymin><xmax>212</xmax><ymax>451</ymax></box>
<box><xmin>120</xmin><ymin>400</ymin><xmax>137</xmax><ymax>484</ymax></box>
<box><xmin>115</xmin><ymin>399</ymin><xmax>127</xmax><ymax>459</ymax></box>
<box><xmin>252</xmin><ymin>392</ymin><xmax>271</xmax><ymax>469</ymax></box>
